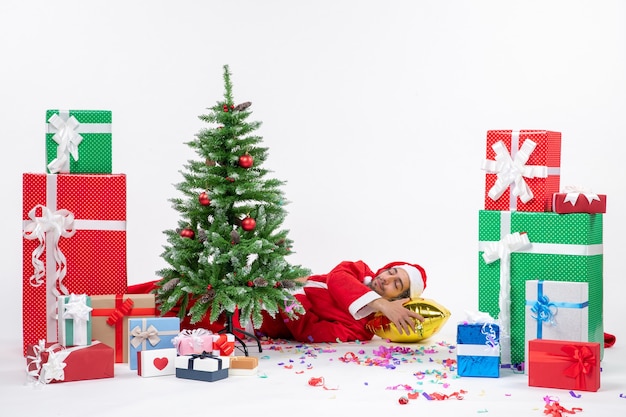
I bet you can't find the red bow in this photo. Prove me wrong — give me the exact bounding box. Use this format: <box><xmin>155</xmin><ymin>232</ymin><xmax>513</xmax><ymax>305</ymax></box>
<box><xmin>106</xmin><ymin>298</ymin><xmax>135</xmax><ymax>326</ymax></box>
<box><xmin>561</xmin><ymin>344</ymin><xmax>596</xmax><ymax>390</ymax></box>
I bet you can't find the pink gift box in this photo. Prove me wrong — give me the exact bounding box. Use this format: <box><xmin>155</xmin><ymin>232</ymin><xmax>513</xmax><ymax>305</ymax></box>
<box><xmin>172</xmin><ymin>328</ymin><xmax>215</xmax><ymax>355</ymax></box>
<box><xmin>482</xmin><ymin>130</ymin><xmax>561</xmax><ymax>212</ymax></box>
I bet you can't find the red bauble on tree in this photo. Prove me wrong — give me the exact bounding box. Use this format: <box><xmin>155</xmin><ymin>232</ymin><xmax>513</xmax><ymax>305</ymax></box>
<box><xmin>238</xmin><ymin>153</ymin><xmax>254</xmax><ymax>168</ymax></box>
<box><xmin>180</xmin><ymin>228</ymin><xmax>195</xmax><ymax>239</ymax></box>
<box><xmin>198</xmin><ymin>191</ymin><xmax>211</xmax><ymax>206</ymax></box>
<box><xmin>241</xmin><ymin>216</ymin><xmax>256</xmax><ymax>231</ymax></box>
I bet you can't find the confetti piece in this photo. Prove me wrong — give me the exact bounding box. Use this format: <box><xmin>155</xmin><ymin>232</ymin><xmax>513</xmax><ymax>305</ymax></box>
<box><xmin>477</xmin><ymin>409</ymin><xmax>488</xmax><ymax>413</ymax></box>
<box><xmin>620</xmin><ymin>393</ymin><xmax>626</xmax><ymax>398</ymax></box>
<box><xmin>398</xmin><ymin>396</ymin><xmax>409</xmax><ymax>405</ymax></box>
<box><xmin>569</xmin><ymin>391</ymin><xmax>581</xmax><ymax>398</ymax></box>
<box><xmin>407</xmin><ymin>392</ymin><xmax>419</xmax><ymax>400</ymax></box>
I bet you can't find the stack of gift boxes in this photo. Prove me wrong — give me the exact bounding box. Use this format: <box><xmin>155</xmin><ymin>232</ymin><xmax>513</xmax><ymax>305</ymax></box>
<box><xmin>22</xmin><ymin>110</ymin><xmax>250</xmax><ymax>385</ymax></box>
<box><xmin>456</xmin><ymin>129</ymin><xmax>605</xmax><ymax>391</ymax></box>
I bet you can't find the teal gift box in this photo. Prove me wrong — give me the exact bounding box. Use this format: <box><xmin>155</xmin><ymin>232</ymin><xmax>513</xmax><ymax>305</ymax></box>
<box><xmin>57</xmin><ymin>294</ymin><xmax>92</xmax><ymax>347</ymax></box>
<box><xmin>45</xmin><ymin>109</ymin><xmax>112</xmax><ymax>174</ymax></box>
<box><xmin>477</xmin><ymin>210</ymin><xmax>603</xmax><ymax>366</ymax></box>
<box><xmin>127</xmin><ymin>317</ymin><xmax>180</xmax><ymax>370</ymax></box>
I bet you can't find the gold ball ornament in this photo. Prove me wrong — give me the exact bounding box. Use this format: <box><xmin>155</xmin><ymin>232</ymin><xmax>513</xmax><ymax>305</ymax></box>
<box><xmin>366</xmin><ymin>298</ymin><xmax>451</xmax><ymax>343</ymax></box>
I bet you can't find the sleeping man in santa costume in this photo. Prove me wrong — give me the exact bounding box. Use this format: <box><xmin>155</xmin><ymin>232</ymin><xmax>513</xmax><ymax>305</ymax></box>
<box><xmin>253</xmin><ymin>260</ymin><xmax>427</xmax><ymax>343</ymax></box>
<box><xmin>129</xmin><ymin>259</ymin><xmax>427</xmax><ymax>344</ymax></box>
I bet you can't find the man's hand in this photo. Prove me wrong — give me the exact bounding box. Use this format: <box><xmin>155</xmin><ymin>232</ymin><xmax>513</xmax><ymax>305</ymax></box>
<box><xmin>369</xmin><ymin>298</ymin><xmax>425</xmax><ymax>335</ymax></box>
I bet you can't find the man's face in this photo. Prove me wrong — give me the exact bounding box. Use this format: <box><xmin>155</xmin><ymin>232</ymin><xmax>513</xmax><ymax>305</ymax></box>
<box><xmin>369</xmin><ymin>267</ymin><xmax>410</xmax><ymax>300</ymax></box>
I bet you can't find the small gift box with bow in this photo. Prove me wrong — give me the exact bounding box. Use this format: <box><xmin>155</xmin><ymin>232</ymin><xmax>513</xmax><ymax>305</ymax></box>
<box><xmin>25</xmin><ymin>340</ymin><xmax>114</xmax><ymax>384</ymax></box>
<box><xmin>172</xmin><ymin>328</ymin><xmax>214</xmax><ymax>356</ymax></box>
<box><xmin>128</xmin><ymin>317</ymin><xmax>180</xmax><ymax>370</ymax></box>
<box><xmin>456</xmin><ymin>313</ymin><xmax>500</xmax><ymax>378</ymax></box>
<box><xmin>527</xmin><ymin>339</ymin><xmax>600</xmax><ymax>392</ymax></box>
<box><xmin>57</xmin><ymin>293</ymin><xmax>92</xmax><ymax>347</ymax></box>
<box><xmin>175</xmin><ymin>352</ymin><xmax>230</xmax><ymax>382</ymax></box>
<box><xmin>481</xmin><ymin>129</ymin><xmax>561</xmax><ymax>212</ymax></box>
<box><xmin>524</xmin><ymin>280</ymin><xmax>589</xmax><ymax>371</ymax></box>
<box><xmin>212</xmin><ymin>333</ymin><xmax>236</xmax><ymax>356</ymax></box>
<box><xmin>553</xmin><ymin>186</ymin><xmax>607</xmax><ymax>214</ymax></box>
<box><xmin>45</xmin><ymin>109</ymin><xmax>112</xmax><ymax>174</ymax></box>
<box><xmin>137</xmin><ymin>348</ymin><xmax>177</xmax><ymax>377</ymax></box>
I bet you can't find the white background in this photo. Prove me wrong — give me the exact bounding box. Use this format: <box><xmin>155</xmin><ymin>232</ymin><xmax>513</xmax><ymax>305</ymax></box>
<box><xmin>1</xmin><ymin>0</ymin><xmax>624</xmax><ymax>358</ymax></box>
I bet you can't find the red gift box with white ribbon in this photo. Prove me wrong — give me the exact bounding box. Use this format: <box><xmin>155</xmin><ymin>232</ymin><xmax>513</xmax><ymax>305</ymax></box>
<box><xmin>21</xmin><ymin>173</ymin><xmax>127</xmax><ymax>356</ymax></box>
<box><xmin>482</xmin><ymin>130</ymin><xmax>561</xmax><ymax>212</ymax></box>
<box><xmin>25</xmin><ymin>340</ymin><xmax>114</xmax><ymax>384</ymax></box>
<box><xmin>552</xmin><ymin>186</ymin><xmax>607</xmax><ymax>214</ymax></box>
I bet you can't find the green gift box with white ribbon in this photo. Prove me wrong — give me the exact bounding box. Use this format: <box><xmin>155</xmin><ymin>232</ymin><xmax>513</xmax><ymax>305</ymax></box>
<box><xmin>477</xmin><ymin>210</ymin><xmax>603</xmax><ymax>367</ymax></box>
<box><xmin>45</xmin><ymin>109</ymin><xmax>112</xmax><ymax>174</ymax></box>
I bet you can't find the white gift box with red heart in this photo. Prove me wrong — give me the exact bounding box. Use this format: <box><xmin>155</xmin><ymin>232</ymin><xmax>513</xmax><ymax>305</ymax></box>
<box><xmin>137</xmin><ymin>348</ymin><xmax>177</xmax><ymax>377</ymax></box>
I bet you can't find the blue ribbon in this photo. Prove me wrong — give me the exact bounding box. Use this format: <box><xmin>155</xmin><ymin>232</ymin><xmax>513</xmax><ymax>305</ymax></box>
<box><xmin>525</xmin><ymin>281</ymin><xmax>588</xmax><ymax>338</ymax></box>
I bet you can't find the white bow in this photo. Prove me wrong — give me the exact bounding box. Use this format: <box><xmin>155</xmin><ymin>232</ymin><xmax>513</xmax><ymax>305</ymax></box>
<box><xmin>482</xmin><ymin>139</ymin><xmax>548</xmax><ymax>204</ymax></box>
<box><xmin>562</xmin><ymin>185</ymin><xmax>600</xmax><ymax>206</ymax></box>
<box><xmin>22</xmin><ymin>205</ymin><xmax>76</xmax><ymax>294</ymax></box>
<box><xmin>47</xmin><ymin>113</ymin><xmax>83</xmax><ymax>174</ymax></box>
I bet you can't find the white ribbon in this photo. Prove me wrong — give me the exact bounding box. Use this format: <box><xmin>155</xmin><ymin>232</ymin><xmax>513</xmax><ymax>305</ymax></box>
<box><xmin>60</xmin><ymin>294</ymin><xmax>92</xmax><ymax>345</ymax></box>
<box><xmin>172</xmin><ymin>328</ymin><xmax>213</xmax><ymax>352</ymax></box>
<box><xmin>481</xmin><ymin>231</ymin><xmax>531</xmax><ymax>367</ymax></box>
<box><xmin>562</xmin><ymin>185</ymin><xmax>600</xmax><ymax>206</ymax></box>
<box><xmin>130</xmin><ymin>325</ymin><xmax>161</xmax><ymax>349</ymax></box>
<box><xmin>26</xmin><ymin>340</ymin><xmax>66</xmax><ymax>385</ymax></box>
<box><xmin>482</xmin><ymin>136</ymin><xmax>548</xmax><ymax>206</ymax></box>
<box><xmin>47</xmin><ymin>112</ymin><xmax>83</xmax><ymax>174</ymax></box>
<box><xmin>22</xmin><ymin>204</ymin><xmax>76</xmax><ymax>294</ymax></box>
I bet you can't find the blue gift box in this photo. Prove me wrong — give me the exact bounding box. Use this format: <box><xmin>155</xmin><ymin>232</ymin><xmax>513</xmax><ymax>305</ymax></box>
<box><xmin>175</xmin><ymin>353</ymin><xmax>229</xmax><ymax>382</ymax></box>
<box><xmin>127</xmin><ymin>317</ymin><xmax>180</xmax><ymax>370</ymax></box>
<box><xmin>456</xmin><ymin>323</ymin><xmax>500</xmax><ymax>378</ymax></box>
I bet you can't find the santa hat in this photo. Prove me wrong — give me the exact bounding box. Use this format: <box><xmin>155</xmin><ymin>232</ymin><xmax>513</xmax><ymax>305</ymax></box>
<box><xmin>375</xmin><ymin>261</ymin><xmax>427</xmax><ymax>299</ymax></box>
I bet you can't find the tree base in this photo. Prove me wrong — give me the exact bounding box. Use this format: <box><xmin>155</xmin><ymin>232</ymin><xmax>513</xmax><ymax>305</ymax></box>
<box><xmin>220</xmin><ymin>312</ymin><xmax>263</xmax><ymax>356</ymax></box>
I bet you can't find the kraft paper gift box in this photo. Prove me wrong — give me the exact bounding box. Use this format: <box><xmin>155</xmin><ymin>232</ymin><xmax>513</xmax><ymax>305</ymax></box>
<box><xmin>57</xmin><ymin>293</ymin><xmax>92</xmax><ymax>347</ymax></box>
<box><xmin>91</xmin><ymin>294</ymin><xmax>156</xmax><ymax>363</ymax></box>
<box><xmin>26</xmin><ymin>340</ymin><xmax>114</xmax><ymax>384</ymax></box>
<box><xmin>175</xmin><ymin>353</ymin><xmax>230</xmax><ymax>382</ymax></box>
<box><xmin>478</xmin><ymin>210</ymin><xmax>603</xmax><ymax>367</ymax></box>
<box><xmin>128</xmin><ymin>317</ymin><xmax>180</xmax><ymax>370</ymax></box>
<box><xmin>482</xmin><ymin>130</ymin><xmax>561</xmax><ymax>212</ymax></box>
<box><xmin>456</xmin><ymin>323</ymin><xmax>500</xmax><ymax>378</ymax></box>
<box><xmin>137</xmin><ymin>348</ymin><xmax>177</xmax><ymax>377</ymax></box>
<box><xmin>22</xmin><ymin>173</ymin><xmax>127</xmax><ymax>356</ymax></box>
<box><xmin>527</xmin><ymin>339</ymin><xmax>600</xmax><ymax>392</ymax></box>
<box><xmin>45</xmin><ymin>109</ymin><xmax>112</xmax><ymax>174</ymax></box>
<box><xmin>172</xmin><ymin>328</ymin><xmax>215</xmax><ymax>356</ymax></box>
<box><xmin>524</xmin><ymin>280</ymin><xmax>589</xmax><ymax>371</ymax></box>
<box><xmin>229</xmin><ymin>356</ymin><xmax>259</xmax><ymax>376</ymax></box>
<box><xmin>552</xmin><ymin>187</ymin><xmax>607</xmax><ymax>214</ymax></box>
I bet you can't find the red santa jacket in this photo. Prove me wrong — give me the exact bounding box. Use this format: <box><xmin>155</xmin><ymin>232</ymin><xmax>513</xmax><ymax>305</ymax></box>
<box><xmin>264</xmin><ymin>260</ymin><xmax>427</xmax><ymax>343</ymax></box>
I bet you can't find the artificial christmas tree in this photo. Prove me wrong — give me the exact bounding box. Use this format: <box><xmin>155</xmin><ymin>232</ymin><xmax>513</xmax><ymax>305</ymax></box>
<box><xmin>154</xmin><ymin>65</ymin><xmax>310</xmax><ymax>353</ymax></box>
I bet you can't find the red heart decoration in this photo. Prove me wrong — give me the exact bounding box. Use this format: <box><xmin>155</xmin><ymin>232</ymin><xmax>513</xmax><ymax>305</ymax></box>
<box><xmin>153</xmin><ymin>357</ymin><xmax>169</xmax><ymax>370</ymax></box>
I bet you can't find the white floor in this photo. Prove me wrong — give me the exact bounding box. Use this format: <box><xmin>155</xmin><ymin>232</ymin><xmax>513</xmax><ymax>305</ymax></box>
<box><xmin>1</xmin><ymin>325</ymin><xmax>623</xmax><ymax>415</ymax></box>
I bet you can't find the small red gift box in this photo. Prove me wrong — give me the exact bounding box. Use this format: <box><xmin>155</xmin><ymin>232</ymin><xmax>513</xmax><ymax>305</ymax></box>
<box><xmin>482</xmin><ymin>130</ymin><xmax>561</xmax><ymax>212</ymax></box>
<box><xmin>527</xmin><ymin>339</ymin><xmax>600</xmax><ymax>392</ymax></box>
<box><xmin>26</xmin><ymin>340</ymin><xmax>114</xmax><ymax>384</ymax></box>
<box><xmin>22</xmin><ymin>173</ymin><xmax>127</xmax><ymax>355</ymax></box>
<box><xmin>552</xmin><ymin>187</ymin><xmax>606</xmax><ymax>214</ymax></box>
